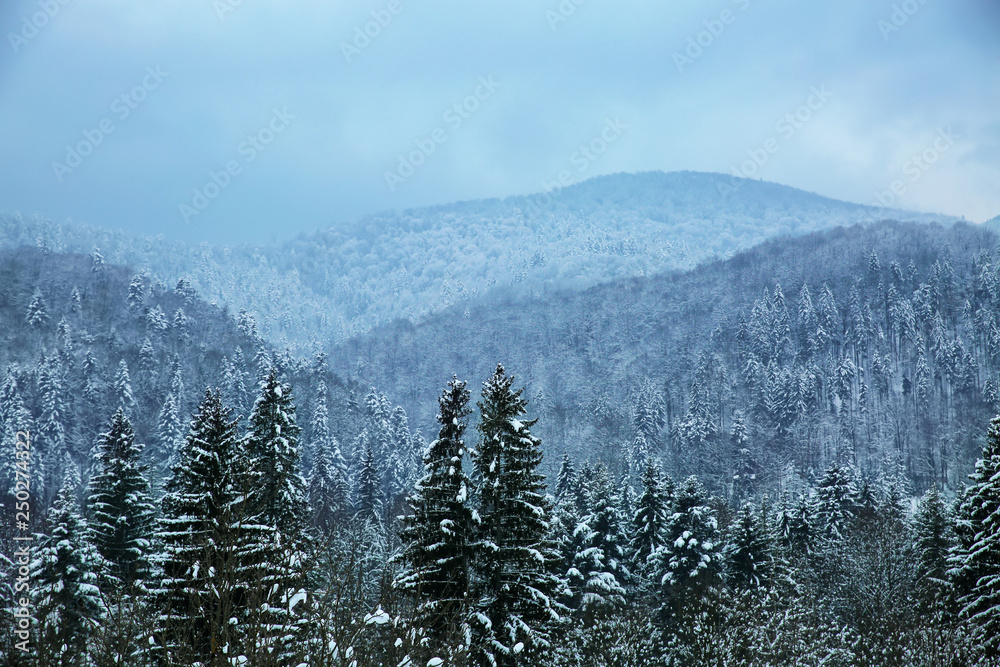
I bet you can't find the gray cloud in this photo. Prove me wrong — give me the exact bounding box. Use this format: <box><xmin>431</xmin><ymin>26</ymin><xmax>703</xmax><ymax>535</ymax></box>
<box><xmin>0</xmin><ymin>0</ymin><xmax>998</xmax><ymax>244</ymax></box>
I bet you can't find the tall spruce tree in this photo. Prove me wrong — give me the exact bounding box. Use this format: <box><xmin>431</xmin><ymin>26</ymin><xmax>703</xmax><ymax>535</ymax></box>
<box><xmin>630</xmin><ymin>460</ymin><xmax>671</xmax><ymax>587</ymax></box>
<box><xmin>356</xmin><ymin>445</ymin><xmax>383</xmax><ymax>522</ymax></box>
<box><xmin>37</xmin><ymin>352</ymin><xmax>66</xmax><ymax>501</ymax></box>
<box><xmin>87</xmin><ymin>408</ymin><xmax>156</xmax><ymax>588</ymax></box>
<box><xmin>652</xmin><ymin>475</ymin><xmax>722</xmax><ymax>623</ymax></box>
<box><xmin>152</xmin><ymin>390</ymin><xmax>273</xmax><ymax>663</ymax></box>
<box><xmin>472</xmin><ymin>364</ymin><xmax>565</xmax><ymax>666</ymax></box>
<box><xmin>555</xmin><ymin>452</ymin><xmax>577</xmax><ymax>501</ymax></box>
<box><xmin>816</xmin><ymin>461</ymin><xmax>857</xmax><ymax>540</ymax></box>
<box><xmin>307</xmin><ymin>380</ymin><xmax>333</xmax><ymax>471</ymax></box>
<box><xmin>30</xmin><ymin>467</ymin><xmax>103</xmax><ymax>665</ymax></box>
<box><xmin>387</xmin><ymin>405</ymin><xmax>417</xmax><ymax>499</ymax></box>
<box><xmin>308</xmin><ymin>440</ymin><xmax>350</xmax><ymax>537</ymax></box>
<box><xmin>395</xmin><ymin>376</ymin><xmax>477</xmax><ymax>656</ymax></box>
<box><xmin>246</xmin><ymin>368</ymin><xmax>308</xmax><ymax>541</ymax></box>
<box><xmin>725</xmin><ymin>502</ymin><xmax>774</xmax><ymax>590</ymax></box>
<box><xmin>25</xmin><ymin>287</ymin><xmax>49</xmax><ymax>329</ymax></box>
<box><xmin>569</xmin><ymin>464</ymin><xmax>630</xmax><ymax>616</ymax></box>
<box><xmin>114</xmin><ymin>359</ymin><xmax>136</xmax><ymax>417</ymax></box>
<box><xmin>777</xmin><ymin>493</ymin><xmax>817</xmax><ymax>558</ymax></box>
<box><xmin>950</xmin><ymin>416</ymin><xmax>1000</xmax><ymax>658</ymax></box>
<box><xmin>152</xmin><ymin>391</ymin><xmax>184</xmax><ymax>481</ymax></box>
<box><xmin>245</xmin><ymin>369</ymin><xmax>311</xmax><ymax>666</ymax></box>
<box><xmin>914</xmin><ymin>485</ymin><xmax>951</xmax><ymax>608</ymax></box>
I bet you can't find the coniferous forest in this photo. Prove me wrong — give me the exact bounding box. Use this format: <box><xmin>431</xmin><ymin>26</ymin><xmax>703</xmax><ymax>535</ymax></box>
<box><xmin>1</xmin><ymin>216</ymin><xmax>1000</xmax><ymax>665</ymax></box>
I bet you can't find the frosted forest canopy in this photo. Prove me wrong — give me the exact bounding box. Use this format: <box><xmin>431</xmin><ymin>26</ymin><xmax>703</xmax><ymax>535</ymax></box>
<box><xmin>1</xmin><ymin>180</ymin><xmax>1000</xmax><ymax>664</ymax></box>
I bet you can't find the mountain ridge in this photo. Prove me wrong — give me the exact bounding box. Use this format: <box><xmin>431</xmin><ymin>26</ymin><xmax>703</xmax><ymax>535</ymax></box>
<box><xmin>1</xmin><ymin>171</ymin><xmax>960</xmax><ymax>349</ymax></box>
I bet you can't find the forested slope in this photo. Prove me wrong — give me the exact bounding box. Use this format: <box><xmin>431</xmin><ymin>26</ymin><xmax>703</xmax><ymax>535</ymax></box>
<box><xmin>334</xmin><ymin>220</ymin><xmax>1000</xmax><ymax>496</ymax></box>
<box><xmin>2</xmin><ymin>224</ymin><xmax>1000</xmax><ymax>665</ymax></box>
<box><xmin>0</xmin><ymin>247</ymin><xmax>422</xmax><ymax>510</ymax></box>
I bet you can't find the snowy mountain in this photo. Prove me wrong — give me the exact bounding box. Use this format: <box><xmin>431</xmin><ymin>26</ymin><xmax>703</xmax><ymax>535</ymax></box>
<box><xmin>0</xmin><ymin>172</ymin><xmax>958</xmax><ymax>347</ymax></box>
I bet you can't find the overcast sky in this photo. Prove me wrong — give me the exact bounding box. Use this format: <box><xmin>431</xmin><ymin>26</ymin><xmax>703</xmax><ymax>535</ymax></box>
<box><xmin>1</xmin><ymin>0</ymin><xmax>998</xmax><ymax>244</ymax></box>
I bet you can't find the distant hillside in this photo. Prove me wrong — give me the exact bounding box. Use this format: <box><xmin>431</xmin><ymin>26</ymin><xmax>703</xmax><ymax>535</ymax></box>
<box><xmin>331</xmin><ymin>220</ymin><xmax>999</xmax><ymax>493</ymax></box>
<box><xmin>0</xmin><ymin>172</ymin><xmax>958</xmax><ymax>347</ymax></box>
<box><xmin>0</xmin><ymin>248</ymin><xmax>357</xmax><ymax>503</ymax></box>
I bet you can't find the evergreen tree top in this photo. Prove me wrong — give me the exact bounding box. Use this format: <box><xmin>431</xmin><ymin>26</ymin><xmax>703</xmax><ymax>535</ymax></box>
<box><xmin>165</xmin><ymin>389</ymin><xmax>243</xmax><ymax>500</ymax></box>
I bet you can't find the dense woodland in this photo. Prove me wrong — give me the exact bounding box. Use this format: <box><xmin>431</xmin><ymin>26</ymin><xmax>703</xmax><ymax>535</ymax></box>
<box><xmin>339</xmin><ymin>221</ymin><xmax>1000</xmax><ymax>497</ymax></box>
<box><xmin>1</xmin><ymin>219</ymin><xmax>1000</xmax><ymax>664</ymax></box>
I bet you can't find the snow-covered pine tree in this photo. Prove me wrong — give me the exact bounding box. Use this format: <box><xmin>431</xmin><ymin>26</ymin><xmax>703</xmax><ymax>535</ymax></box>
<box><xmin>152</xmin><ymin>389</ymin><xmax>272</xmax><ymax>663</ymax></box>
<box><xmin>37</xmin><ymin>352</ymin><xmax>67</xmax><ymax>502</ymax></box>
<box><xmin>913</xmin><ymin>484</ymin><xmax>951</xmax><ymax>607</ymax></box>
<box><xmin>127</xmin><ymin>274</ymin><xmax>145</xmax><ymax>312</ymax></box>
<box><xmin>630</xmin><ymin>460</ymin><xmax>670</xmax><ymax>588</ymax></box>
<box><xmin>307</xmin><ymin>379</ymin><xmax>333</xmax><ymax>472</ymax></box>
<box><xmin>652</xmin><ymin>475</ymin><xmax>722</xmax><ymax>623</ymax></box>
<box><xmin>87</xmin><ymin>408</ymin><xmax>156</xmax><ymax>588</ymax></box>
<box><xmin>387</xmin><ymin>405</ymin><xmax>418</xmax><ymax>499</ymax></box>
<box><xmin>114</xmin><ymin>359</ymin><xmax>136</xmax><ymax>417</ymax></box>
<box><xmin>472</xmin><ymin>364</ymin><xmax>565</xmax><ymax>665</ymax></box>
<box><xmin>777</xmin><ymin>492</ymin><xmax>816</xmax><ymax>559</ymax></box>
<box><xmin>628</xmin><ymin>431</ymin><xmax>650</xmax><ymax>478</ymax></box>
<box><xmin>171</xmin><ymin>308</ymin><xmax>191</xmax><ymax>344</ymax></box>
<box><xmin>365</xmin><ymin>387</ymin><xmax>390</xmax><ymax>425</ymax></box>
<box><xmin>356</xmin><ymin>445</ymin><xmax>383</xmax><ymax>523</ymax></box>
<box><xmin>308</xmin><ymin>439</ymin><xmax>350</xmax><ymax>537</ymax></box>
<box><xmin>79</xmin><ymin>349</ymin><xmax>105</xmax><ymax>453</ymax></box>
<box><xmin>868</xmin><ymin>249</ymin><xmax>881</xmax><ymax>281</ymax></box>
<box><xmin>25</xmin><ymin>288</ymin><xmax>49</xmax><ymax>329</ymax></box>
<box><xmin>30</xmin><ymin>466</ymin><xmax>103</xmax><ymax>664</ymax></box>
<box><xmin>549</xmin><ymin>494</ymin><xmax>583</xmax><ymax>600</ymax></box>
<box><xmin>244</xmin><ymin>369</ymin><xmax>313</xmax><ymax>661</ymax></box>
<box><xmin>246</xmin><ymin>368</ymin><xmax>308</xmax><ymax>539</ymax></box>
<box><xmin>91</xmin><ymin>247</ymin><xmax>106</xmax><ymax>274</ymax></box>
<box><xmin>137</xmin><ymin>336</ymin><xmax>158</xmax><ymax>398</ymax></box>
<box><xmin>617</xmin><ymin>472</ymin><xmax>635</xmax><ymax>531</ymax></box>
<box><xmin>569</xmin><ymin>463</ymin><xmax>630</xmax><ymax>617</ymax></box>
<box><xmin>168</xmin><ymin>358</ymin><xmax>187</xmax><ymax>420</ymax></box>
<box><xmin>815</xmin><ymin>461</ymin><xmax>857</xmax><ymax>540</ymax></box>
<box><xmin>220</xmin><ymin>354</ymin><xmax>250</xmax><ymax>419</ymax></box>
<box><xmin>152</xmin><ymin>391</ymin><xmax>184</xmax><ymax>483</ymax></box>
<box><xmin>725</xmin><ymin>502</ymin><xmax>774</xmax><ymax>590</ymax></box>
<box><xmin>633</xmin><ymin>378</ymin><xmax>666</xmax><ymax>447</ymax></box>
<box><xmin>950</xmin><ymin>416</ymin><xmax>1000</xmax><ymax>657</ymax></box>
<box><xmin>555</xmin><ymin>452</ymin><xmax>577</xmax><ymax>501</ymax></box>
<box><xmin>730</xmin><ymin>412</ymin><xmax>757</xmax><ymax>504</ymax></box>
<box><xmin>395</xmin><ymin>376</ymin><xmax>477</xmax><ymax>656</ymax></box>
